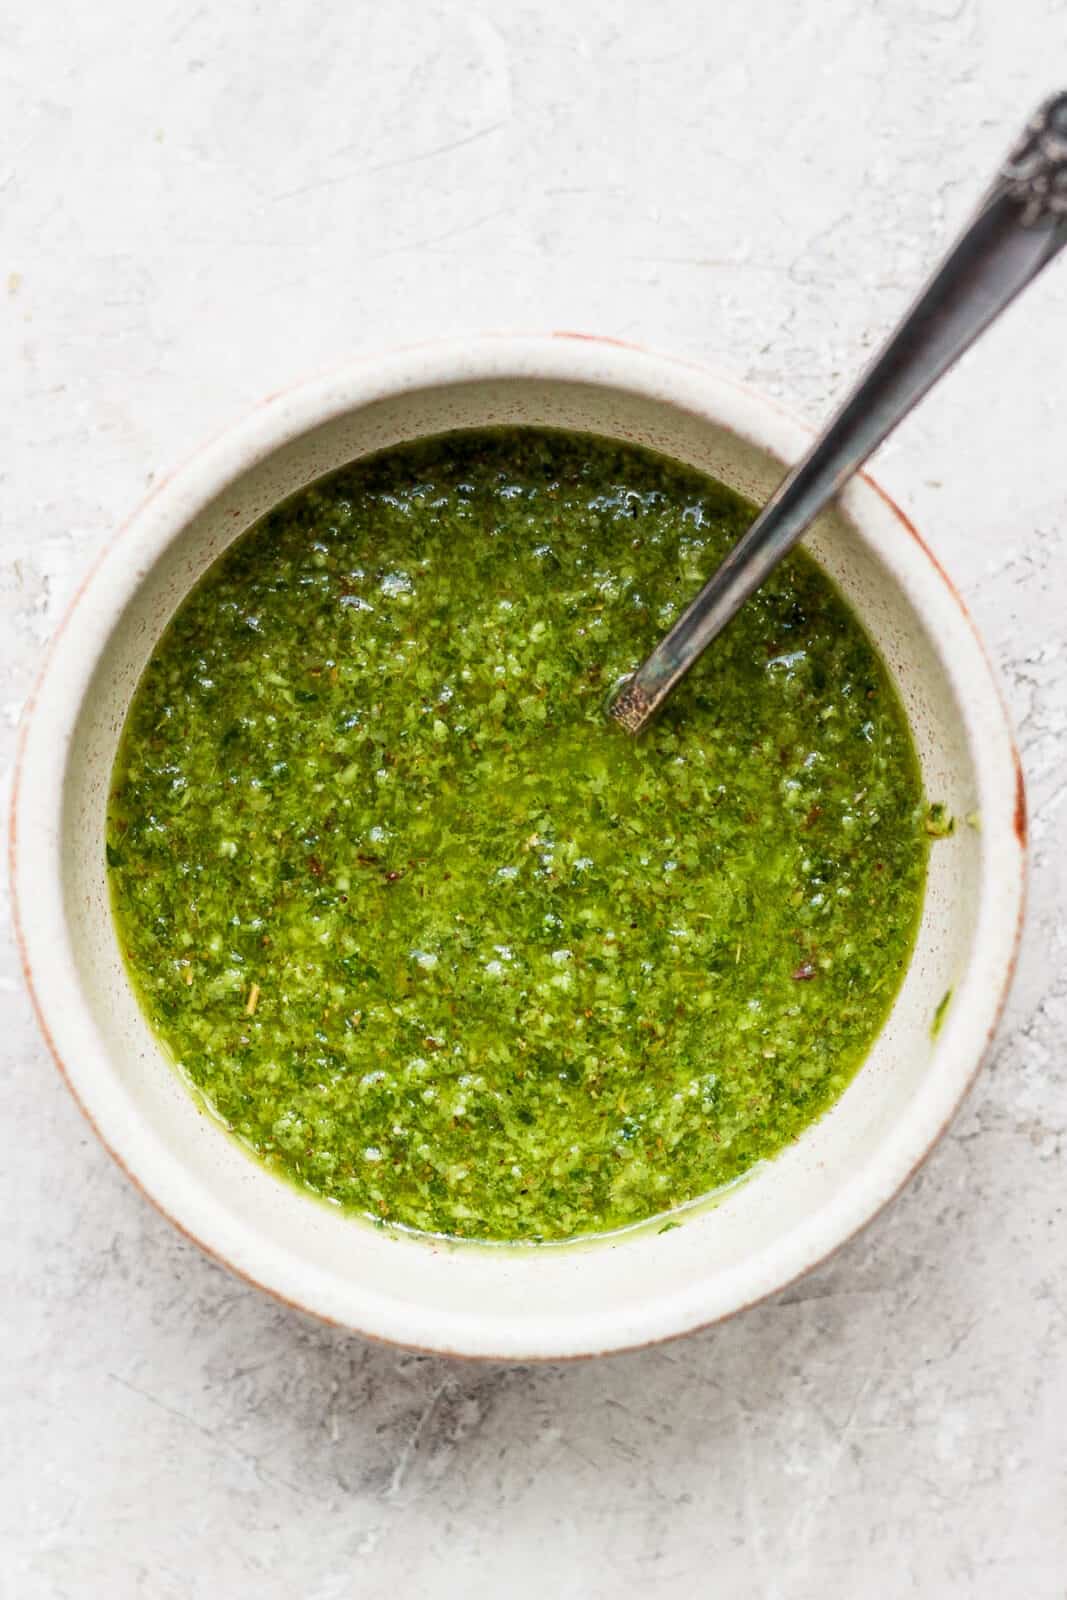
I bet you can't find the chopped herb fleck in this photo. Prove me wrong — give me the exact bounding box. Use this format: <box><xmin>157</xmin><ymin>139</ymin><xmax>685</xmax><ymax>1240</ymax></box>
<box><xmin>931</xmin><ymin>987</ymin><xmax>953</xmax><ymax>1038</ymax></box>
<box><xmin>925</xmin><ymin>802</ymin><xmax>955</xmax><ymax>838</ymax></box>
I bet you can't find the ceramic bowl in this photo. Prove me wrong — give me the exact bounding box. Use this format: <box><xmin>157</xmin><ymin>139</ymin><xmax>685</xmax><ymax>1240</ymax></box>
<box><xmin>10</xmin><ymin>335</ymin><xmax>1025</xmax><ymax>1359</ymax></box>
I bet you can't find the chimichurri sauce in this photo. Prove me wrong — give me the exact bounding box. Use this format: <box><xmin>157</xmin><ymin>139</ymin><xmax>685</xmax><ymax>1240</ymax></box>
<box><xmin>107</xmin><ymin>429</ymin><xmax>927</xmax><ymax>1241</ymax></box>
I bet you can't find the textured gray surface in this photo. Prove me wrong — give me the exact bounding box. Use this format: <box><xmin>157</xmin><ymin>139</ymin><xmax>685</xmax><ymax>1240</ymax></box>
<box><xmin>3</xmin><ymin>3</ymin><xmax>1066</xmax><ymax>1595</ymax></box>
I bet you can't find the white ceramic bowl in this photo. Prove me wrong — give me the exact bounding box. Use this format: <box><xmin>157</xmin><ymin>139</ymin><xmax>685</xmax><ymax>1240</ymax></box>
<box><xmin>11</xmin><ymin>335</ymin><xmax>1025</xmax><ymax>1359</ymax></box>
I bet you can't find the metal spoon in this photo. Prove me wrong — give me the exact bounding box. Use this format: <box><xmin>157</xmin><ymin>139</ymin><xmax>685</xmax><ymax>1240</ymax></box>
<box><xmin>608</xmin><ymin>92</ymin><xmax>1067</xmax><ymax>735</ymax></box>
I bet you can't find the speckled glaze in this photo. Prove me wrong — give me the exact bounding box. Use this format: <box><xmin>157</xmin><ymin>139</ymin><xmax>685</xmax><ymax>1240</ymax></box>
<box><xmin>10</xmin><ymin>335</ymin><xmax>1025</xmax><ymax>1359</ymax></box>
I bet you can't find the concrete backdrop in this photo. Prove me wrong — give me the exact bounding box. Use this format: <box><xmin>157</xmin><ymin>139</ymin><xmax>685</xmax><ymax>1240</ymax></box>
<box><xmin>2</xmin><ymin>3</ymin><xmax>1065</xmax><ymax>1595</ymax></box>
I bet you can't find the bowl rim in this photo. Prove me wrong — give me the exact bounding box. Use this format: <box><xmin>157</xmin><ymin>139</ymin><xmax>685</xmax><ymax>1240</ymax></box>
<box><xmin>9</xmin><ymin>332</ymin><xmax>1027</xmax><ymax>1359</ymax></box>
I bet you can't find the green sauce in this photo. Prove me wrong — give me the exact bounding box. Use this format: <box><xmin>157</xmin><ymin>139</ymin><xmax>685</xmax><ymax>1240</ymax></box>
<box><xmin>107</xmin><ymin>429</ymin><xmax>927</xmax><ymax>1242</ymax></box>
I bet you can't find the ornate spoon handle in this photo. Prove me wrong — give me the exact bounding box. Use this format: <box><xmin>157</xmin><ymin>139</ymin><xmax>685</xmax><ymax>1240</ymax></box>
<box><xmin>609</xmin><ymin>93</ymin><xmax>1067</xmax><ymax>734</ymax></box>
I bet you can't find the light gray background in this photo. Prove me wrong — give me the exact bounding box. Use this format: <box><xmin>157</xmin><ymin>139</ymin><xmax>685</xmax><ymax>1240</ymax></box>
<box><xmin>3</xmin><ymin>3</ymin><xmax>1065</xmax><ymax>1595</ymax></box>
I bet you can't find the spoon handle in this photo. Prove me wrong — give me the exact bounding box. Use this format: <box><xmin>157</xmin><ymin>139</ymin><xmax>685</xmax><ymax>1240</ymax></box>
<box><xmin>610</xmin><ymin>93</ymin><xmax>1067</xmax><ymax>734</ymax></box>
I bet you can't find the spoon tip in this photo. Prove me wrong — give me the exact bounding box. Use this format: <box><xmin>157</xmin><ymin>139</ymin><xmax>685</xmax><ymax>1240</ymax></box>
<box><xmin>605</xmin><ymin>675</ymin><xmax>655</xmax><ymax>735</ymax></box>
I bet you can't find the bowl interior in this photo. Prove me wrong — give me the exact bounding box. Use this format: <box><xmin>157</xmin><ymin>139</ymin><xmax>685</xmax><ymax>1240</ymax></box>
<box><xmin>28</xmin><ymin>351</ymin><xmax>1020</xmax><ymax>1357</ymax></box>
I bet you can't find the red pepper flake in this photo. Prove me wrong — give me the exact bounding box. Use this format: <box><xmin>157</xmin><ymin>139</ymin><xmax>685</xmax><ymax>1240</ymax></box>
<box><xmin>307</xmin><ymin>856</ymin><xmax>325</xmax><ymax>879</ymax></box>
<box><xmin>792</xmin><ymin>961</ymin><xmax>817</xmax><ymax>981</ymax></box>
